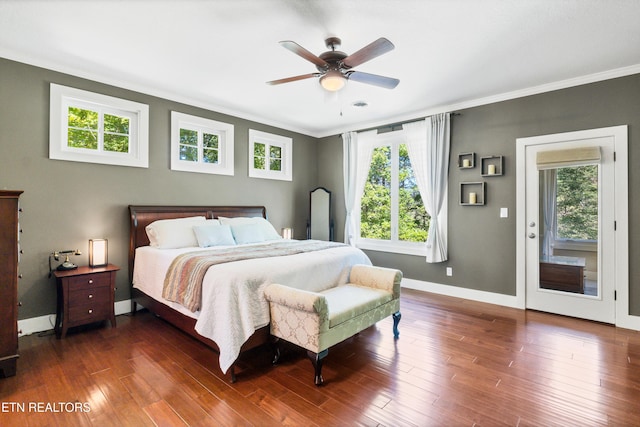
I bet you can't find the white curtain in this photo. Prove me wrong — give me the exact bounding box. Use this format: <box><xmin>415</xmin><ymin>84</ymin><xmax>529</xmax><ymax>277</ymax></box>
<box><xmin>404</xmin><ymin>113</ymin><xmax>451</xmax><ymax>263</ymax></box>
<box><xmin>342</xmin><ymin>131</ymin><xmax>374</xmax><ymax>245</ymax></box>
<box><xmin>541</xmin><ymin>169</ymin><xmax>557</xmax><ymax>260</ymax></box>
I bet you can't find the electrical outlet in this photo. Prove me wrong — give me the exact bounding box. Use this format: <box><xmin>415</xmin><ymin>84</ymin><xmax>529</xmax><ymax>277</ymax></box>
<box><xmin>446</xmin><ymin>267</ymin><xmax>453</xmax><ymax>276</ymax></box>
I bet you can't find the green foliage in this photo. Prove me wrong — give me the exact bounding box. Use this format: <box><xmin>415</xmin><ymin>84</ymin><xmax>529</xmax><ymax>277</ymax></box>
<box><xmin>67</xmin><ymin>107</ymin><xmax>129</xmax><ymax>152</ymax></box>
<box><xmin>203</xmin><ymin>148</ymin><xmax>219</xmax><ymax>163</ymax></box>
<box><xmin>203</xmin><ymin>133</ymin><xmax>218</xmax><ymax>148</ymax></box>
<box><xmin>104</xmin><ymin>113</ymin><xmax>129</xmax><ymax>134</ymax></box>
<box><xmin>67</xmin><ymin>107</ymin><xmax>98</xmax><ymax>149</ymax></box>
<box><xmin>360</xmin><ymin>144</ymin><xmax>430</xmax><ymax>242</ymax></box>
<box><xmin>104</xmin><ymin>134</ymin><xmax>129</xmax><ymax>153</ymax></box>
<box><xmin>254</xmin><ymin>143</ymin><xmax>266</xmax><ymax>169</ymax></box>
<box><xmin>398</xmin><ymin>144</ymin><xmax>429</xmax><ymax>242</ymax></box>
<box><xmin>203</xmin><ymin>133</ymin><xmax>219</xmax><ymax>164</ymax></box>
<box><xmin>180</xmin><ymin>146</ymin><xmax>197</xmax><ymax>162</ymax></box>
<box><xmin>180</xmin><ymin>129</ymin><xmax>197</xmax><ymax>146</ymax></box>
<box><xmin>556</xmin><ymin>165</ymin><xmax>598</xmax><ymax>240</ymax></box>
<box><xmin>361</xmin><ymin>146</ymin><xmax>391</xmax><ymax>239</ymax></box>
<box><xmin>269</xmin><ymin>146</ymin><xmax>282</xmax><ymax>171</ymax></box>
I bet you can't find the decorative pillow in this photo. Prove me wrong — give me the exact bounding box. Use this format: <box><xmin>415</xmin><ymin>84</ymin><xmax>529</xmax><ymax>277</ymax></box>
<box><xmin>145</xmin><ymin>216</ymin><xmax>209</xmax><ymax>248</ymax></box>
<box><xmin>219</xmin><ymin>216</ymin><xmax>282</xmax><ymax>241</ymax></box>
<box><xmin>193</xmin><ymin>224</ymin><xmax>236</xmax><ymax>247</ymax></box>
<box><xmin>230</xmin><ymin>223</ymin><xmax>269</xmax><ymax>244</ymax></box>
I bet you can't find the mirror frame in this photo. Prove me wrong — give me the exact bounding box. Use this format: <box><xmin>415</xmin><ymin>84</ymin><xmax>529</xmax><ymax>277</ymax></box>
<box><xmin>307</xmin><ymin>186</ymin><xmax>334</xmax><ymax>241</ymax></box>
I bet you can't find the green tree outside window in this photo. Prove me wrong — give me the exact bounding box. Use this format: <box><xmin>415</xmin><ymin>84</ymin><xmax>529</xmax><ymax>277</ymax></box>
<box><xmin>179</xmin><ymin>128</ymin><xmax>198</xmax><ymax>161</ymax></box>
<box><xmin>556</xmin><ymin>165</ymin><xmax>598</xmax><ymax>240</ymax></box>
<box><xmin>360</xmin><ymin>144</ymin><xmax>429</xmax><ymax>242</ymax></box>
<box><xmin>254</xmin><ymin>142</ymin><xmax>266</xmax><ymax>169</ymax></box>
<box><xmin>67</xmin><ymin>107</ymin><xmax>98</xmax><ymax>149</ymax></box>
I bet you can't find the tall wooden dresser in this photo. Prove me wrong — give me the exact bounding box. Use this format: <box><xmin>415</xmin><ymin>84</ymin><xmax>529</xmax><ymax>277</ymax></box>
<box><xmin>0</xmin><ymin>190</ymin><xmax>22</xmax><ymax>378</ymax></box>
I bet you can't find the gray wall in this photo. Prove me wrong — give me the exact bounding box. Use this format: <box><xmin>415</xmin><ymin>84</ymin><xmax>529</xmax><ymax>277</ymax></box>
<box><xmin>3</xmin><ymin>55</ymin><xmax>639</xmax><ymax>320</ymax></box>
<box><xmin>0</xmin><ymin>58</ymin><xmax>318</xmax><ymax>320</ymax></box>
<box><xmin>318</xmin><ymin>73</ymin><xmax>640</xmax><ymax>315</ymax></box>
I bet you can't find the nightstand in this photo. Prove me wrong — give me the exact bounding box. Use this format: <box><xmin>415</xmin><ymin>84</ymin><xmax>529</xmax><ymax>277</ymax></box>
<box><xmin>53</xmin><ymin>264</ymin><xmax>119</xmax><ymax>339</ymax></box>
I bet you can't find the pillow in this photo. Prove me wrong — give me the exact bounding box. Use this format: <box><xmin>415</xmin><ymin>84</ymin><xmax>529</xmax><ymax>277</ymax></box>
<box><xmin>145</xmin><ymin>216</ymin><xmax>208</xmax><ymax>248</ymax></box>
<box><xmin>193</xmin><ymin>224</ymin><xmax>236</xmax><ymax>247</ymax></box>
<box><xmin>230</xmin><ymin>223</ymin><xmax>270</xmax><ymax>244</ymax></box>
<box><xmin>219</xmin><ymin>216</ymin><xmax>282</xmax><ymax>241</ymax></box>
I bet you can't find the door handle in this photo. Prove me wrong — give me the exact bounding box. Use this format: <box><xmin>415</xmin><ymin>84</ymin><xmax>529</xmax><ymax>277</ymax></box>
<box><xmin>528</xmin><ymin>233</ymin><xmax>536</xmax><ymax>239</ymax></box>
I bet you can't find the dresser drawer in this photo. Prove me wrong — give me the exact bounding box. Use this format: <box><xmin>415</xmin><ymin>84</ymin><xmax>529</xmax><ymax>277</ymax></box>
<box><xmin>69</xmin><ymin>285</ymin><xmax>111</xmax><ymax>306</ymax></box>
<box><xmin>67</xmin><ymin>272</ymin><xmax>111</xmax><ymax>291</ymax></box>
<box><xmin>68</xmin><ymin>303</ymin><xmax>111</xmax><ymax>324</ymax></box>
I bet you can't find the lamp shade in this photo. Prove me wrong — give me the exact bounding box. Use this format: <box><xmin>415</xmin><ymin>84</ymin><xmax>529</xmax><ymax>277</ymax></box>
<box><xmin>89</xmin><ymin>239</ymin><xmax>108</xmax><ymax>267</ymax></box>
<box><xmin>320</xmin><ymin>70</ymin><xmax>346</xmax><ymax>92</ymax></box>
<box><xmin>281</xmin><ymin>228</ymin><xmax>293</xmax><ymax>240</ymax></box>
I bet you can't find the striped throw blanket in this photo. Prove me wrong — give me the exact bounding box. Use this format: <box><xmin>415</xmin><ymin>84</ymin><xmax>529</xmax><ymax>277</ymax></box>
<box><xmin>162</xmin><ymin>240</ymin><xmax>345</xmax><ymax>312</ymax></box>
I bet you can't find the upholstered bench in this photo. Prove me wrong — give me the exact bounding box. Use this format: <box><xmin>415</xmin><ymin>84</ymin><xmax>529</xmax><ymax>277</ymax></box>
<box><xmin>264</xmin><ymin>264</ymin><xmax>402</xmax><ymax>385</ymax></box>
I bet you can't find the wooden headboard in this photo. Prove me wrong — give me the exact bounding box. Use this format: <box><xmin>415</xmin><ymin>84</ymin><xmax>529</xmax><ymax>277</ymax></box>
<box><xmin>128</xmin><ymin>205</ymin><xmax>266</xmax><ymax>283</ymax></box>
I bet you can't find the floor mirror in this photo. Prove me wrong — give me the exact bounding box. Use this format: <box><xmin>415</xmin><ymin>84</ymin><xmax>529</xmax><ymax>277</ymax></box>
<box><xmin>307</xmin><ymin>187</ymin><xmax>333</xmax><ymax>241</ymax></box>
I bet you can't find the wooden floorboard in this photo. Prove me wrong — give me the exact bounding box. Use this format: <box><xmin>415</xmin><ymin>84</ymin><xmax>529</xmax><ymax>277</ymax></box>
<box><xmin>1</xmin><ymin>288</ymin><xmax>639</xmax><ymax>426</ymax></box>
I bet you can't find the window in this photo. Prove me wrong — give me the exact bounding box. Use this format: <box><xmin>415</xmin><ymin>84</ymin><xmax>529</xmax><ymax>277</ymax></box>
<box><xmin>171</xmin><ymin>112</ymin><xmax>234</xmax><ymax>175</ymax></box>
<box><xmin>49</xmin><ymin>83</ymin><xmax>149</xmax><ymax>168</ymax></box>
<box><xmin>248</xmin><ymin>129</ymin><xmax>292</xmax><ymax>181</ymax></box>
<box><xmin>555</xmin><ymin>164</ymin><xmax>598</xmax><ymax>242</ymax></box>
<box><xmin>356</xmin><ymin>132</ymin><xmax>430</xmax><ymax>255</ymax></box>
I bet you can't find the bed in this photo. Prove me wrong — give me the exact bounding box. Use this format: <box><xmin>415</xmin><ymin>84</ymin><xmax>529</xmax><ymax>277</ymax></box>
<box><xmin>128</xmin><ymin>205</ymin><xmax>371</xmax><ymax>381</ymax></box>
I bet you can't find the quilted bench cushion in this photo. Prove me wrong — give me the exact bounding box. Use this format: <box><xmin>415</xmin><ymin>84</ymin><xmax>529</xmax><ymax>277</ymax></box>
<box><xmin>322</xmin><ymin>284</ymin><xmax>392</xmax><ymax>328</ymax></box>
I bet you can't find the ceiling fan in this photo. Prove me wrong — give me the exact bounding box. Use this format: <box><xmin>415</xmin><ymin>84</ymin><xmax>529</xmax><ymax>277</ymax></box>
<box><xmin>267</xmin><ymin>37</ymin><xmax>400</xmax><ymax>92</ymax></box>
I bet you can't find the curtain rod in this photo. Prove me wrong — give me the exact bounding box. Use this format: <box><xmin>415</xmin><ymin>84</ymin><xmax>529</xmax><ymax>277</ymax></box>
<box><xmin>349</xmin><ymin>112</ymin><xmax>461</xmax><ymax>135</ymax></box>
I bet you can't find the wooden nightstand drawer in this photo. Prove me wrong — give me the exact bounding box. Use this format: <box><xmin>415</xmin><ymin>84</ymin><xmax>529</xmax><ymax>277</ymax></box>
<box><xmin>68</xmin><ymin>303</ymin><xmax>111</xmax><ymax>324</ymax></box>
<box><xmin>69</xmin><ymin>286</ymin><xmax>110</xmax><ymax>306</ymax></box>
<box><xmin>67</xmin><ymin>272</ymin><xmax>111</xmax><ymax>291</ymax></box>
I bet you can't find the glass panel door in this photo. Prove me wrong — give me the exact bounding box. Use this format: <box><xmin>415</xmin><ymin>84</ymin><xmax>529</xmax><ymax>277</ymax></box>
<box><xmin>538</xmin><ymin>165</ymin><xmax>598</xmax><ymax>297</ymax></box>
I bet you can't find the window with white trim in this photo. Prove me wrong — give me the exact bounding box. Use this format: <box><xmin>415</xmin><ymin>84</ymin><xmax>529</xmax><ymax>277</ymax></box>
<box><xmin>248</xmin><ymin>129</ymin><xmax>292</xmax><ymax>181</ymax></box>
<box><xmin>355</xmin><ymin>131</ymin><xmax>430</xmax><ymax>256</ymax></box>
<box><xmin>170</xmin><ymin>112</ymin><xmax>234</xmax><ymax>175</ymax></box>
<box><xmin>49</xmin><ymin>83</ymin><xmax>149</xmax><ymax>168</ymax></box>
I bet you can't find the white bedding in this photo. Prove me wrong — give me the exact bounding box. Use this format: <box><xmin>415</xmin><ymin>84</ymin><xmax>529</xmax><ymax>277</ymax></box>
<box><xmin>132</xmin><ymin>240</ymin><xmax>371</xmax><ymax>373</ymax></box>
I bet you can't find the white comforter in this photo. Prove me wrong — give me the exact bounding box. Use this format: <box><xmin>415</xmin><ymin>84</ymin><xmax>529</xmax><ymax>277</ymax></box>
<box><xmin>132</xmin><ymin>240</ymin><xmax>371</xmax><ymax>373</ymax></box>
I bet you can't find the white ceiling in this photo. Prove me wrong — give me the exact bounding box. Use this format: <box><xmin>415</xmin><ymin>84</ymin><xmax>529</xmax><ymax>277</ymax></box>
<box><xmin>1</xmin><ymin>0</ymin><xmax>640</xmax><ymax>138</ymax></box>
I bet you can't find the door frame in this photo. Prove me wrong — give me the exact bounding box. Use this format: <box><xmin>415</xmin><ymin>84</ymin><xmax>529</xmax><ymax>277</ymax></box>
<box><xmin>516</xmin><ymin>125</ymin><xmax>635</xmax><ymax>328</ymax></box>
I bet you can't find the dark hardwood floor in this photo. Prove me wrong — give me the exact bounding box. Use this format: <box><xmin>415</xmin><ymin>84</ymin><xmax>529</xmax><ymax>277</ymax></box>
<box><xmin>1</xmin><ymin>288</ymin><xmax>639</xmax><ymax>426</ymax></box>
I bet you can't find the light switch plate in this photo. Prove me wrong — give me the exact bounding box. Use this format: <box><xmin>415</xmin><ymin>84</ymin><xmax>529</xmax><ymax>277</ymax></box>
<box><xmin>500</xmin><ymin>207</ymin><xmax>508</xmax><ymax>218</ymax></box>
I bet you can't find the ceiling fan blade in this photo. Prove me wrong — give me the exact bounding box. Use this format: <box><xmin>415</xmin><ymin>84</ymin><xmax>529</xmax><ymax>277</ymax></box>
<box><xmin>279</xmin><ymin>41</ymin><xmax>328</xmax><ymax>68</ymax></box>
<box><xmin>266</xmin><ymin>73</ymin><xmax>321</xmax><ymax>85</ymax></box>
<box><xmin>346</xmin><ymin>71</ymin><xmax>399</xmax><ymax>89</ymax></box>
<box><xmin>342</xmin><ymin>37</ymin><xmax>395</xmax><ymax>68</ymax></box>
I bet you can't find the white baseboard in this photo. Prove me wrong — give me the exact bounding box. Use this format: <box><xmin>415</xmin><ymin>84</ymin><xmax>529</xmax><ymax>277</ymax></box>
<box><xmin>401</xmin><ymin>278</ymin><xmax>640</xmax><ymax>331</ymax></box>
<box><xmin>617</xmin><ymin>311</ymin><xmax>640</xmax><ymax>331</ymax></box>
<box><xmin>18</xmin><ymin>285</ymin><xmax>640</xmax><ymax>337</ymax></box>
<box><xmin>18</xmin><ymin>299</ymin><xmax>133</xmax><ymax>337</ymax></box>
<box><xmin>401</xmin><ymin>278</ymin><xmax>521</xmax><ymax>308</ymax></box>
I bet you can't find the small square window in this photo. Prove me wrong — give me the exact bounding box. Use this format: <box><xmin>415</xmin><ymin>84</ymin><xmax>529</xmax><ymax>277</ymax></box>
<box><xmin>248</xmin><ymin>129</ymin><xmax>292</xmax><ymax>181</ymax></box>
<box><xmin>171</xmin><ymin>112</ymin><xmax>234</xmax><ymax>176</ymax></box>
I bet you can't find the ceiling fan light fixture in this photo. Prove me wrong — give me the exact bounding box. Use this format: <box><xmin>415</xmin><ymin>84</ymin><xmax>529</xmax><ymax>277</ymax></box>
<box><xmin>320</xmin><ymin>70</ymin><xmax>346</xmax><ymax>92</ymax></box>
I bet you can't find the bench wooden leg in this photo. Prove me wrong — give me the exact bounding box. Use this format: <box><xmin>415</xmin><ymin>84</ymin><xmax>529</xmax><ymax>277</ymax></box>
<box><xmin>229</xmin><ymin>365</ymin><xmax>237</xmax><ymax>383</ymax></box>
<box><xmin>307</xmin><ymin>349</ymin><xmax>328</xmax><ymax>386</ymax></box>
<box><xmin>271</xmin><ymin>337</ymin><xmax>281</xmax><ymax>365</ymax></box>
<box><xmin>393</xmin><ymin>311</ymin><xmax>401</xmax><ymax>339</ymax></box>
